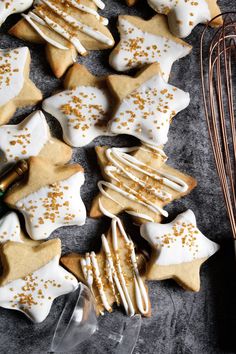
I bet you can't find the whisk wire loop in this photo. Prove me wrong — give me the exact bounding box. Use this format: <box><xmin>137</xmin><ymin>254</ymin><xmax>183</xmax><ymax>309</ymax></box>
<box><xmin>200</xmin><ymin>12</ymin><xmax>236</xmax><ymax>238</ymax></box>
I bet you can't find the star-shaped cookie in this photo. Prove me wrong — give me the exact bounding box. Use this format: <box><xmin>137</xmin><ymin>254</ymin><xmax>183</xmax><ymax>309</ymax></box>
<box><xmin>0</xmin><ymin>110</ymin><xmax>72</xmax><ymax>171</ymax></box>
<box><xmin>43</xmin><ymin>64</ymin><xmax>113</xmax><ymax>147</ymax></box>
<box><xmin>90</xmin><ymin>145</ymin><xmax>197</xmax><ymax>223</ymax></box>
<box><xmin>0</xmin><ymin>239</ymin><xmax>78</xmax><ymax>322</ymax></box>
<box><xmin>109</xmin><ymin>15</ymin><xmax>192</xmax><ymax>79</ymax></box>
<box><xmin>0</xmin><ymin>0</ymin><xmax>33</xmax><ymax>27</ymax></box>
<box><xmin>61</xmin><ymin>212</ymin><xmax>150</xmax><ymax>317</ymax></box>
<box><xmin>4</xmin><ymin>156</ymin><xmax>86</xmax><ymax>240</ymax></box>
<box><xmin>140</xmin><ymin>210</ymin><xmax>219</xmax><ymax>291</ymax></box>
<box><xmin>107</xmin><ymin>63</ymin><xmax>190</xmax><ymax>146</ymax></box>
<box><xmin>147</xmin><ymin>0</ymin><xmax>222</xmax><ymax>38</ymax></box>
<box><xmin>9</xmin><ymin>0</ymin><xmax>114</xmax><ymax>78</ymax></box>
<box><xmin>0</xmin><ymin>47</ymin><xmax>42</xmax><ymax>126</ymax></box>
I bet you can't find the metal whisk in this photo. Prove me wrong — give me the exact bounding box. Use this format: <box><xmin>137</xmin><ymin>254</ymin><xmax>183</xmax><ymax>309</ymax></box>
<box><xmin>200</xmin><ymin>12</ymin><xmax>236</xmax><ymax>239</ymax></box>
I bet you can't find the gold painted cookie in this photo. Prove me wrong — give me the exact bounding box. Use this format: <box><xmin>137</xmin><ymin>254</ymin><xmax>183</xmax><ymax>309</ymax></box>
<box><xmin>0</xmin><ymin>239</ymin><xmax>78</xmax><ymax>322</ymax></box>
<box><xmin>0</xmin><ymin>47</ymin><xmax>42</xmax><ymax>126</ymax></box>
<box><xmin>4</xmin><ymin>156</ymin><xmax>86</xmax><ymax>241</ymax></box>
<box><xmin>9</xmin><ymin>0</ymin><xmax>115</xmax><ymax>78</ymax></box>
<box><xmin>0</xmin><ymin>110</ymin><xmax>72</xmax><ymax>171</ymax></box>
<box><xmin>109</xmin><ymin>15</ymin><xmax>192</xmax><ymax>79</ymax></box>
<box><xmin>61</xmin><ymin>212</ymin><xmax>151</xmax><ymax>317</ymax></box>
<box><xmin>43</xmin><ymin>64</ymin><xmax>114</xmax><ymax>147</ymax></box>
<box><xmin>140</xmin><ymin>210</ymin><xmax>220</xmax><ymax>291</ymax></box>
<box><xmin>90</xmin><ymin>144</ymin><xmax>197</xmax><ymax>223</ymax></box>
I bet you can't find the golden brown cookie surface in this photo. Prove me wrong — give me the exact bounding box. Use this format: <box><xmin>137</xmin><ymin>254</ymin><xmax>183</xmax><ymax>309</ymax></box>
<box><xmin>0</xmin><ymin>110</ymin><xmax>72</xmax><ymax>170</ymax></box>
<box><xmin>4</xmin><ymin>156</ymin><xmax>86</xmax><ymax>241</ymax></box>
<box><xmin>140</xmin><ymin>210</ymin><xmax>220</xmax><ymax>291</ymax></box>
<box><xmin>43</xmin><ymin>64</ymin><xmax>114</xmax><ymax>147</ymax></box>
<box><xmin>109</xmin><ymin>15</ymin><xmax>192</xmax><ymax>78</ymax></box>
<box><xmin>106</xmin><ymin>63</ymin><xmax>190</xmax><ymax>146</ymax></box>
<box><xmin>0</xmin><ymin>239</ymin><xmax>78</xmax><ymax>322</ymax></box>
<box><xmin>147</xmin><ymin>0</ymin><xmax>222</xmax><ymax>37</ymax></box>
<box><xmin>90</xmin><ymin>145</ymin><xmax>197</xmax><ymax>223</ymax></box>
<box><xmin>9</xmin><ymin>0</ymin><xmax>115</xmax><ymax>77</ymax></box>
<box><xmin>61</xmin><ymin>215</ymin><xmax>151</xmax><ymax>316</ymax></box>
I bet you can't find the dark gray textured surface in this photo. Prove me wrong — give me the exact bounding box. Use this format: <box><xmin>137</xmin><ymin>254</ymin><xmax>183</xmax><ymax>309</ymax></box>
<box><xmin>0</xmin><ymin>1</ymin><xmax>236</xmax><ymax>353</ymax></box>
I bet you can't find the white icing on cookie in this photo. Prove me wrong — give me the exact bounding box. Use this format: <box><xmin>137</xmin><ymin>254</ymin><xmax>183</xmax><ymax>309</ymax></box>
<box><xmin>0</xmin><ymin>111</ymin><xmax>49</xmax><ymax>169</ymax></box>
<box><xmin>66</xmin><ymin>0</ymin><xmax>108</xmax><ymax>25</ymax></box>
<box><xmin>140</xmin><ymin>210</ymin><xmax>219</xmax><ymax>266</ymax></box>
<box><xmin>0</xmin><ymin>212</ymin><xmax>22</xmax><ymax>244</ymax></box>
<box><xmin>0</xmin><ymin>255</ymin><xmax>78</xmax><ymax>323</ymax></box>
<box><xmin>43</xmin><ymin>86</ymin><xmax>112</xmax><ymax>147</ymax></box>
<box><xmin>109</xmin><ymin>17</ymin><xmax>191</xmax><ymax>80</ymax></box>
<box><xmin>0</xmin><ymin>47</ymin><xmax>29</xmax><ymax>107</ymax></box>
<box><xmin>109</xmin><ymin>74</ymin><xmax>190</xmax><ymax>146</ymax></box>
<box><xmin>22</xmin><ymin>12</ymin><xmax>70</xmax><ymax>51</ymax></box>
<box><xmin>97</xmin><ymin>147</ymin><xmax>188</xmax><ymax>219</ymax></box>
<box><xmin>147</xmin><ymin>0</ymin><xmax>211</xmax><ymax>38</ymax></box>
<box><xmin>0</xmin><ymin>0</ymin><xmax>33</xmax><ymax>26</ymax></box>
<box><xmin>81</xmin><ymin>202</ymin><xmax>149</xmax><ymax>316</ymax></box>
<box><xmin>23</xmin><ymin>0</ymin><xmax>113</xmax><ymax>54</ymax></box>
<box><xmin>15</xmin><ymin>172</ymin><xmax>86</xmax><ymax>240</ymax></box>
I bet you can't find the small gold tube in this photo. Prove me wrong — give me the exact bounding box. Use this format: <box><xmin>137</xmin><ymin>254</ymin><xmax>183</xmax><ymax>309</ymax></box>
<box><xmin>0</xmin><ymin>160</ymin><xmax>28</xmax><ymax>194</ymax></box>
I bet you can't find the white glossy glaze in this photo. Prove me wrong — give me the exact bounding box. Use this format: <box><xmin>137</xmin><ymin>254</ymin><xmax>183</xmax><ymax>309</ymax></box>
<box><xmin>0</xmin><ymin>255</ymin><xmax>78</xmax><ymax>323</ymax></box>
<box><xmin>43</xmin><ymin>86</ymin><xmax>112</xmax><ymax>147</ymax></box>
<box><xmin>140</xmin><ymin>210</ymin><xmax>220</xmax><ymax>265</ymax></box>
<box><xmin>16</xmin><ymin>172</ymin><xmax>86</xmax><ymax>240</ymax></box>
<box><xmin>109</xmin><ymin>17</ymin><xmax>191</xmax><ymax>80</ymax></box>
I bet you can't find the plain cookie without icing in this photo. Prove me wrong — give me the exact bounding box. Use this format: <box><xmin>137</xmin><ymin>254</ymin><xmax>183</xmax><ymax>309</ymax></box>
<box><xmin>140</xmin><ymin>210</ymin><xmax>220</xmax><ymax>291</ymax></box>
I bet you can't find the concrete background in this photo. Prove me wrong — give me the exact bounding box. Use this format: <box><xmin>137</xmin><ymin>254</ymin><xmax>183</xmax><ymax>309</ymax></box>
<box><xmin>0</xmin><ymin>0</ymin><xmax>236</xmax><ymax>353</ymax></box>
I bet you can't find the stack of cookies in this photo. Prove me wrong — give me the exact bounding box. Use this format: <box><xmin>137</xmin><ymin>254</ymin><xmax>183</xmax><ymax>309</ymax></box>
<box><xmin>0</xmin><ymin>0</ymin><xmax>221</xmax><ymax>323</ymax></box>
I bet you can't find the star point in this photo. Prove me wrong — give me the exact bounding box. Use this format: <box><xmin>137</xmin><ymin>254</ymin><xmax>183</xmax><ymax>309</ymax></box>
<box><xmin>0</xmin><ymin>0</ymin><xmax>33</xmax><ymax>27</ymax></box>
<box><xmin>147</xmin><ymin>0</ymin><xmax>222</xmax><ymax>38</ymax></box>
<box><xmin>0</xmin><ymin>110</ymin><xmax>72</xmax><ymax>171</ymax></box>
<box><xmin>0</xmin><ymin>212</ymin><xmax>22</xmax><ymax>244</ymax></box>
<box><xmin>0</xmin><ymin>47</ymin><xmax>42</xmax><ymax>125</ymax></box>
